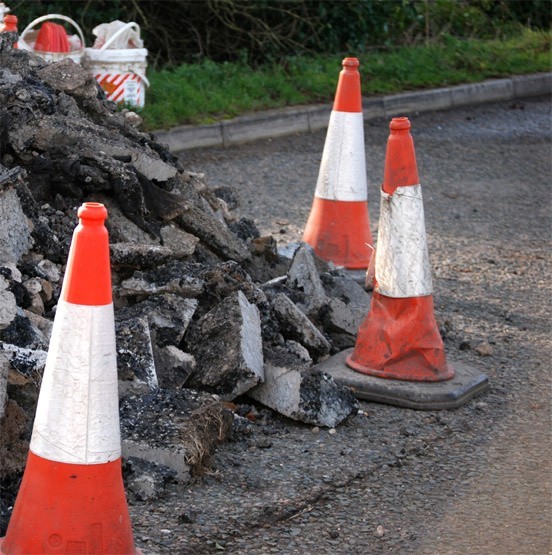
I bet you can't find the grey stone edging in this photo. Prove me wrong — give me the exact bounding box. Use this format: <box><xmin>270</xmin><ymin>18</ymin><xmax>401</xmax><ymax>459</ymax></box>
<box><xmin>153</xmin><ymin>73</ymin><xmax>551</xmax><ymax>153</ymax></box>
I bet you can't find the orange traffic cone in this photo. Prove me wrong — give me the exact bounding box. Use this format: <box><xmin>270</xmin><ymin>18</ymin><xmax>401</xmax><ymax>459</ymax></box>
<box><xmin>302</xmin><ymin>57</ymin><xmax>373</xmax><ymax>269</ymax></box>
<box><xmin>346</xmin><ymin>117</ymin><xmax>454</xmax><ymax>381</ymax></box>
<box><xmin>34</xmin><ymin>21</ymin><xmax>70</xmax><ymax>53</ymax></box>
<box><xmin>0</xmin><ymin>203</ymin><xmax>140</xmax><ymax>554</ymax></box>
<box><xmin>2</xmin><ymin>14</ymin><xmax>17</xmax><ymax>33</ymax></box>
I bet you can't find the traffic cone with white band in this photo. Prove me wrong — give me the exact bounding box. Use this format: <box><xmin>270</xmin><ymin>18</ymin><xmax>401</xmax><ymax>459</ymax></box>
<box><xmin>0</xmin><ymin>203</ymin><xmax>139</xmax><ymax>554</ymax></box>
<box><xmin>346</xmin><ymin>117</ymin><xmax>454</xmax><ymax>381</ymax></box>
<box><xmin>302</xmin><ymin>57</ymin><xmax>373</xmax><ymax>269</ymax></box>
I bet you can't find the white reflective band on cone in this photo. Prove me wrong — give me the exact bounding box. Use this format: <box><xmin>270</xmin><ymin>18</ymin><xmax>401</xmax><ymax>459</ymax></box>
<box><xmin>30</xmin><ymin>300</ymin><xmax>121</xmax><ymax>464</ymax></box>
<box><xmin>314</xmin><ymin>111</ymin><xmax>368</xmax><ymax>201</ymax></box>
<box><xmin>375</xmin><ymin>185</ymin><xmax>433</xmax><ymax>298</ymax></box>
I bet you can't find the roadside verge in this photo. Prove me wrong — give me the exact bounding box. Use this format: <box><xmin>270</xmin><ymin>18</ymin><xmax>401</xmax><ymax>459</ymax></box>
<box><xmin>153</xmin><ymin>73</ymin><xmax>551</xmax><ymax>153</ymax></box>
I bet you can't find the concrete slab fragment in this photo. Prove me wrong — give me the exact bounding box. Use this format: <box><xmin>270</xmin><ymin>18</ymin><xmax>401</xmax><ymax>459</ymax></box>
<box><xmin>99</xmin><ymin>196</ymin><xmax>160</xmax><ymax>245</ymax></box>
<box><xmin>0</xmin><ymin>188</ymin><xmax>32</xmax><ymax>263</ymax></box>
<box><xmin>120</xmin><ymin>294</ymin><xmax>198</xmax><ymax>348</ymax></box>
<box><xmin>120</xmin><ymin>389</ymin><xmax>232</xmax><ymax>481</ymax></box>
<box><xmin>131</xmin><ymin>152</ymin><xmax>178</xmax><ymax>182</ymax></box>
<box><xmin>287</xmin><ymin>244</ymin><xmax>327</xmax><ymax>316</ymax></box>
<box><xmin>323</xmin><ymin>298</ymin><xmax>364</xmax><ymax>336</ymax></box>
<box><xmin>116</xmin><ymin>315</ymin><xmax>158</xmax><ymax>389</ymax></box>
<box><xmin>187</xmin><ymin>291</ymin><xmax>264</xmax><ymax>400</ymax></box>
<box><xmin>0</xmin><ymin>276</ymin><xmax>17</xmax><ymax>331</ymax></box>
<box><xmin>271</xmin><ymin>293</ymin><xmax>330</xmax><ymax>360</ymax></box>
<box><xmin>0</xmin><ymin>343</ymin><xmax>48</xmax><ymax>377</ymax></box>
<box><xmin>119</xmin><ymin>260</ymin><xmax>204</xmax><ymax>298</ymax></box>
<box><xmin>111</xmin><ymin>242</ymin><xmax>176</xmax><ymax>270</ymax></box>
<box><xmin>160</xmin><ymin>224</ymin><xmax>199</xmax><ymax>258</ymax></box>
<box><xmin>317</xmin><ymin>348</ymin><xmax>489</xmax><ymax>410</ymax></box>
<box><xmin>153</xmin><ymin>345</ymin><xmax>195</xmax><ymax>389</ymax></box>
<box><xmin>248</xmin><ymin>349</ymin><xmax>358</xmax><ymax>428</ymax></box>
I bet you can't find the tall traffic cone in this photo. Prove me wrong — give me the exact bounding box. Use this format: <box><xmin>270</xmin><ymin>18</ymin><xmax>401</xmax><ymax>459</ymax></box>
<box><xmin>0</xmin><ymin>203</ymin><xmax>140</xmax><ymax>554</ymax></box>
<box><xmin>316</xmin><ymin>117</ymin><xmax>489</xmax><ymax>408</ymax></box>
<box><xmin>302</xmin><ymin>57</ymin><xmax>373</xmax><ymax>269</ymax></box>
<box><xmin>346</xmin><ymin>117</ymin><xmax>454</xmax><ymax>381</ymax></box>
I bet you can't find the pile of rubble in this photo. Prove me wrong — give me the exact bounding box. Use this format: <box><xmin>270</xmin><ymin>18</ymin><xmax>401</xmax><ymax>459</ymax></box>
<box><xmin>0</xmin><ymin>39</ymin><xmax>368</xmax><ymax>515</ymax></box>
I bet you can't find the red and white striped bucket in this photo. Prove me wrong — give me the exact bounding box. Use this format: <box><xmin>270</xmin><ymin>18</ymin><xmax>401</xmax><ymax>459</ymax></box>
<box><xmin>82</xmin><ymin>22</ymin><xmax>148</xmax><ymax>108</ymax></box>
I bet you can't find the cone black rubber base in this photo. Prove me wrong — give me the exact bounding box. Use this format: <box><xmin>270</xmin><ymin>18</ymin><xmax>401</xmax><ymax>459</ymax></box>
<box><xmin>317</xmin><ymin>348</ymin><xmax>489</xmax><ymax>410</ymax></box>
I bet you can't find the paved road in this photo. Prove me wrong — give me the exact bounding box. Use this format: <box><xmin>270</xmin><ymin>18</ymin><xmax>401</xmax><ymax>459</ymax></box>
<box><xmin>135</xmin><ymin>97</ymin><xmax>552</xmax><ymax>554</ymax></box>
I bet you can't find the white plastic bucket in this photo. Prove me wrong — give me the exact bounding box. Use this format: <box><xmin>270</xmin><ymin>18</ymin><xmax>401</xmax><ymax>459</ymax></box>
<box><xmin>82</xmin><ymin>22</ymin><xmax>149</xmax><ymax>108</ymax></box>
<box><xmin>18</xmin><ymin>14</ymin><xmax>85</xmax><ymax>64</ymax></box>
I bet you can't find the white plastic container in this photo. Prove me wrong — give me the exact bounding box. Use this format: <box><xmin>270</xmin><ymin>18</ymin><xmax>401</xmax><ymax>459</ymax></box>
<box><xmin>82</xmin><ymin>22</ymin><xmax>149</xmax><ymax>108</ymax></box>
<box><xmin>18</xmin><ymin>14</ymin><xmax>85</xmax><ymax>64</ymax></box>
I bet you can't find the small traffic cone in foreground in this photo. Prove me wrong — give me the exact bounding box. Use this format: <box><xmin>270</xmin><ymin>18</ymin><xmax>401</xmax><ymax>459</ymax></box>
<box><xmin>0</xmin><ymin>203</ymin><xmax>140</xmax><ymax>554</ymax></box>
<box><xmin>346</xmin><ymin>117</ymin><xmax>454</xmax><ymax>381</ymax></box>
<box><xmin>302</xmin><ymin>57</ymin><xmax>373</xmax><ymax>269</ymax></box>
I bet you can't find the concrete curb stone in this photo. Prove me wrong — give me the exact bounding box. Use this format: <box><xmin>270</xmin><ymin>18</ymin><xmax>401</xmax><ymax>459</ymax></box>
<box><xmin>153</xmin><ymin>72</ymin><xmax>551</xmax><ymax>153</ymax></box>
<box><xmin>450</xmin><ymin>78</ymin><xmax>514</xmax><ymax>107</ymax></box>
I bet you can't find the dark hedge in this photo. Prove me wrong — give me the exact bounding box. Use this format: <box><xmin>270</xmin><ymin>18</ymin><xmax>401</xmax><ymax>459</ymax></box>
<box><xmin>9</xmin><ymin>0</ymin><xmax>551</xmax><ymax>68</ymax></box>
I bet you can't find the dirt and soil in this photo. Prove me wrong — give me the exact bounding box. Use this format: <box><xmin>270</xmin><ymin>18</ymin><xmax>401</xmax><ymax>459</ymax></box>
<box><xmin>125</xmin><ymin>95</ymin><xmax>552</xmax><ymax>554</ymax></box>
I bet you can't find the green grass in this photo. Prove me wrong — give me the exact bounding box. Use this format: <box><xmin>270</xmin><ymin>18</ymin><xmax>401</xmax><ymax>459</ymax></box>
<box><xmin>141</xmin><ymin>29</ymin><xmax>551</xmax><ymax>130</ymax></box>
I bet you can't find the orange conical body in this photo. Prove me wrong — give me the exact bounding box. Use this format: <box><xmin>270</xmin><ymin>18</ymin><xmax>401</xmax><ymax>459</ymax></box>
<box><xmin>0</xmin><ymin>454</ymin><xmax>136</xmax><ymax>554</ymax></box>
<box><xmin>346</xmin><ymin>118</ymin><xmax>454</xmax><ymax>382</ymax></box>
<box><xmin>34</xmin><ymin>22</ymin><xmax>70</xmax><ymax>53</ymax></box>
<box><xmin>303</xmin><ymin>57</ymin><xmax>373</xmax><ymax>269</ymax></box>
<box><xmin>0</xmin><ymin>203</ymin><xmax>140</xmax><ymax>554</ymax></box>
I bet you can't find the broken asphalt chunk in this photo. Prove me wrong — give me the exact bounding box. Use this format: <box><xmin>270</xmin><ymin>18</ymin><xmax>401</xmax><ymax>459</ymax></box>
<box><xmin>120</xmin><ymin>389</ymin><xmax>233</xmax><ymax>481</ymax></box>
<box><xmin>271</xmin><ymin>293</ymin><xmax>330</xmax><ymax>361</ymax></box>
<box><xmin>119</xmin><ymin>294</ymin><xmax>198</xmax><ymax>348</ymax></box>
<box><xmin>287</xmin><ymin>244</ymin><xmax>328</xmax><ymax>317</ymax></box>
<box><xmin>0</xmin><ymin>187</ymin><xmax>33</xmax><ymax>265</ymax></box>
<box><xmin>152</xmin><ymin>345</ymin><xmax>195</xmax><ymax>389</ymax></box>
<box><xmin>186</xmin><ymin>291</ymin><xmax>264</xmax><ymax>400</ymax></box>
<box><xmin>119</xmin><ymin>260</ymin><xmax>204</xmax><ymax>298</ymax></box>
<box><xmin>115</xmin><ymin>314</ymin><xmax>158</xmax><ymax>389</ymax></box>
<box><xmin>248</xmin><ymin>348</ymin><xmax>358</xmax><ymax>428</ymax></box>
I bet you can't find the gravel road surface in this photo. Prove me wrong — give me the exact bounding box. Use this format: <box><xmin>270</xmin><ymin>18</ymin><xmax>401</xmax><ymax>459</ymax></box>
<box><xmin>131</xmin><ymin>96</ymin><xmax>551</xmax><ymax>554</ymax></box>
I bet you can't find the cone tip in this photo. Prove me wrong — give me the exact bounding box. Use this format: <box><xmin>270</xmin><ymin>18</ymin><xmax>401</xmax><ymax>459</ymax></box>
<box><xmin>342</xmin><ymin>57</ymin><xmax>359</xmax><ymax>68</ymax></box>
<box><xmin>78</xmin><ymin>202</ymin><xmax>107</xmax><ymax>222</ymax></box>
<box><xmin>390</xmin><ymin>117</ymin><xmax>411</xmax><ymax>131</ymax></box>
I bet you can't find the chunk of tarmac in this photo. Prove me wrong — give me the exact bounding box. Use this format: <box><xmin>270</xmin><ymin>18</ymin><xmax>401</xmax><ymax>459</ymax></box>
<box><xmin>248</xmin><ymin>348</ymin><xmax>358</xmax><ymax>427</ymax></box>
<box><xmin>187</xmin><ymin>290</ymin><xmax>264</xmax><ymax>400</ymax></box>
<box><xmin>317</xmin><ymin>348</ymin><xmax>489</xmax><ymax>410</ymax></box>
